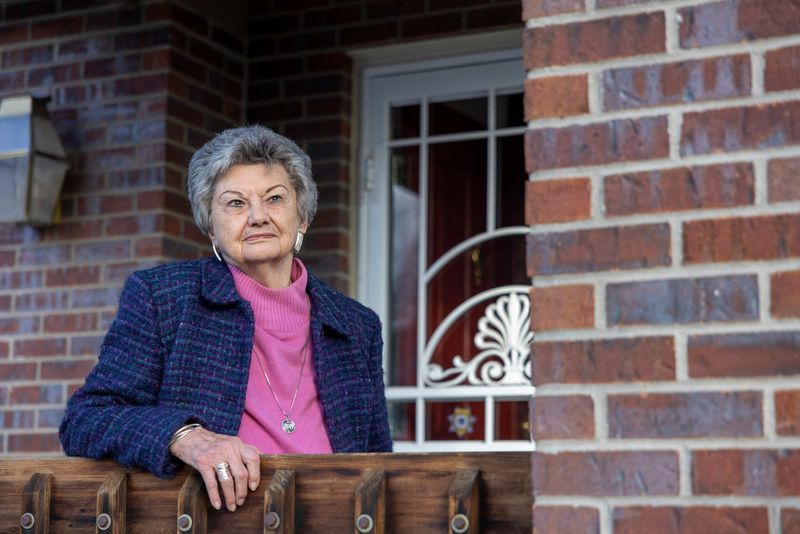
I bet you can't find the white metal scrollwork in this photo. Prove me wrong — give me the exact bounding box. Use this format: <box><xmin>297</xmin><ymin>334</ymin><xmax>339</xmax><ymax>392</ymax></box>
<box><xmin>426</xmin><ymin>290</ymin><xmax>533</xmax><ymax>387</ymax></box>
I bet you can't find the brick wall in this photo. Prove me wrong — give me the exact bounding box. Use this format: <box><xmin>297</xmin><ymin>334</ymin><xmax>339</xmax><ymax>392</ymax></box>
<box><xmin>0</xmin><ymin>0</ymin><xmax>244</xmax><ymax>454</ymax></box>
<box><xmin>524</xmin><ymin>0</ymin><xmax>800</xmax><ymax>532</ymax></box>
<box><xmin>246</xmin><ymin>0</ymin><xmax>521</xmax><ymax>291</ymax></box>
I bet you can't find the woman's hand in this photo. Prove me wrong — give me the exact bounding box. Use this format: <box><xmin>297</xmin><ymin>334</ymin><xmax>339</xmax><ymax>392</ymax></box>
<box><xmin>170</xmin><ymin>428</ymin><xmax>261</xmax><ymax>511</ymax></box>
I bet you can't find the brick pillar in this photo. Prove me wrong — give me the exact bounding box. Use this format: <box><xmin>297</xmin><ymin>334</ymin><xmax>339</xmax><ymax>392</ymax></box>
<box><xmin>0</xmin><ymin>0</ymin><xmax>243</xmax><ymax>453</ymax></box>
<box><xmin>523</xmin><ymin>0</ymin><xmax>800</xmax><ymax>532</ymax></box>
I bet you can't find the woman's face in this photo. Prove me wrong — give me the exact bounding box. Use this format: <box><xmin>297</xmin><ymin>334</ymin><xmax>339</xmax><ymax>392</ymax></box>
<box><xmin>209</xmin><ymin>164</ymin><xmax>306</xmax><ymax>270</ymax></box>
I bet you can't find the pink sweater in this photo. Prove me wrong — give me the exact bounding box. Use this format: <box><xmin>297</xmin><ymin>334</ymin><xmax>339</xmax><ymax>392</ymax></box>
<box><xmin>231</xmin><ymin>259</ymin><xmax>332</xmax><ymax>454</ymax></box>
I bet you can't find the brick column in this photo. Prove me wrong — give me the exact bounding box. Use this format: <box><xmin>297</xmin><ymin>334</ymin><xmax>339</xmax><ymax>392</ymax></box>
<box><xmin>523</xmin><ymin>0</ymin><xmax>800</xmax><ymax>532</ymax></box>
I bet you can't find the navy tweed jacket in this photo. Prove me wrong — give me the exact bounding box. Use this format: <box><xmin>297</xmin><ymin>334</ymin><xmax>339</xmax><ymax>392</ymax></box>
<box><xmin>59</xmin><ymin>257</ymin><xmax>392</xmax><ymax>478</ymax></box>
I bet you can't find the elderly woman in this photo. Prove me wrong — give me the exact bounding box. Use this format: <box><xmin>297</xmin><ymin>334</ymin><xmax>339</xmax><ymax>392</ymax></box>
<box><xmin>59</xmin><ymin>125</ymin><xmax>392</xmax><ymax>512</ymax></box>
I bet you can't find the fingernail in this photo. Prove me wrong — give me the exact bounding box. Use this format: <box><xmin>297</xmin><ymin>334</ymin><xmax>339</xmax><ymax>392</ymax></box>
<box><xmin>238</xmin><ymin>498</ymin><xmax>245</xmax><ymax>506</ymax></box>
<box><xmin>229</xmin><ymin>504</ymin><xmax>236</xmax><ymax>512</ymax></box>
<box><xmin>250</xmin><ymin>482</ymin><xmax>257</xmax><ymax>491</ymax></box>
<box><xmin>213</xmin><ymin>500</ymin><xmax>221</xmax><ymax>510</ymax></box>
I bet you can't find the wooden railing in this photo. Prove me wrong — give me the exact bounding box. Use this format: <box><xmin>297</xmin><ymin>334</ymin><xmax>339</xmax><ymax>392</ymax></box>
<box><xmin>0</xmin><ymin>452</ymin><xmax>531</xmax><ymax>533</ymax></box>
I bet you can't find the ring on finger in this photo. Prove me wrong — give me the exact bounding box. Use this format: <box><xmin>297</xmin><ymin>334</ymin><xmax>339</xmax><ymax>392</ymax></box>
<box><xmin>215</xmin><ymin>462</ymin><xmax>231</xmax><ymax>481</ymax></box>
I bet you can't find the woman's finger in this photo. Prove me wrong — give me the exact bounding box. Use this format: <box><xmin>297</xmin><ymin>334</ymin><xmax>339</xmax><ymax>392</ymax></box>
<box><xmin>227</xmin><ymin>453</ymin><xmax>250</xmax><ymax>507</ymax></box>
<box><xmin>216</xmin><ymin>463</ymin><xmax>238</xmax><ymax>512</ymax></box>
<box><xmin>241</xmin><ymin>445</ymin><xmax>261</xmax><ymax>491</ymax></box>
<box><xmin>198</xmin><ymin>464</ymin><xmax>222</xmax><ymax>510</ymax></box>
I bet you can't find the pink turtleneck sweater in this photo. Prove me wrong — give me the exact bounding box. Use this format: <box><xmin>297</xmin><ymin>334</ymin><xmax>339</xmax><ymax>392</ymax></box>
<box><xmin>230</xmin><ymin>259</ymin><xmax>332</xmax><ymax>454</ymax></box>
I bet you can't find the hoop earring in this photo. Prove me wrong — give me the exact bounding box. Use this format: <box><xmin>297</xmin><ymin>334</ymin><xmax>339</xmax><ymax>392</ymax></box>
<box><xmin>293</xmin><ymin>232</ymin><xmax>304</xmax><ymax>254</ymax></box>
<box><xmin>212</xmin><ymin>243</ymin><xmax>223</xmax><ymax>262</ymax></box>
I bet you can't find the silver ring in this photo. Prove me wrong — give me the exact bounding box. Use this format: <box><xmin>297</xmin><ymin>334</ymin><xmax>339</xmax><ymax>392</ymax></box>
<box><xmin>215</xmin><ymin>462</ymin><xmax>231</xmax><ymax>481</ymax></box>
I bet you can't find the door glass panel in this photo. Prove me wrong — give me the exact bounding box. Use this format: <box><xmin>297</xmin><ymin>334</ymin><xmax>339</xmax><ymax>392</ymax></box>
<box><xmin>388</xmin><ymin>401</ymin><xmax>416</xmax><ymax>441</ymax></box>
<box><xmin>429</xmin><ymin>97</ymin><xmax>487</xmax><ymax>135</ymax></box>
<box><xmin>427</xmin><ymin>139</ymin><xmax>486</xmax><ymax>265</ymax></box>
<box><xmin>426</xmin><ymin>400</ymin><xmax>484</xmax><ymax>441</ymax></box>
<box><xmin>496</xmin><ymin>134</ymin><xmax>525</xmax><ymax>228</ymax></box>
<box><xmin>389</xmin><ymin>146</ymin><xmax>420</xmax><ymax>386</ymax></box>
<box><xmin>496</xmin><ymin>91</ymin><xmax>525</xmax><ymax>129</ymax></box>
<box><xmin>390</xmin><ymin>104</ymin><xmax>420</xmax><ymax>139</ymax></box>
<box><xmin>495</xmin><ymin>399</ymin><xmax>530</xmax><ymax>440</ymax></box>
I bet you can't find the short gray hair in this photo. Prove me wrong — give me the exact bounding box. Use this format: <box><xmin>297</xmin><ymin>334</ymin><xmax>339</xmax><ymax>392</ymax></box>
<box><xmin>187</xmin><ymin>125</ymin><xmax>318</xmax><ymax>237</ymax></box>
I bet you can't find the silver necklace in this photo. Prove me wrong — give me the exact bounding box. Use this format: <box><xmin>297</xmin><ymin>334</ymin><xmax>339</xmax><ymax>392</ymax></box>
<box><xmin>253</xmin><ymin>329</ymin><xmax>310</xmax><ymax>434</ymax></box>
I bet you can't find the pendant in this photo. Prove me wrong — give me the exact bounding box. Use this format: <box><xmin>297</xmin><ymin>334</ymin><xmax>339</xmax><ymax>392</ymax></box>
<box><xmin>281</xmin><ymin>418</ymin><xmax>296</xmax><ymax>434</ymax></box>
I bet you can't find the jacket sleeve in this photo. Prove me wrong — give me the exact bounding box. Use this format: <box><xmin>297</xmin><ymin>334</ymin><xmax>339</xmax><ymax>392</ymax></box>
<box><xmin>59</xmin><ymin>273</ymin><xmax>201</xmax><ymax>478</ymax></box>
<box><xmin>367</xmin><ymin>316</ymin><xmax>393</xmax><ymax>452</ymax></box>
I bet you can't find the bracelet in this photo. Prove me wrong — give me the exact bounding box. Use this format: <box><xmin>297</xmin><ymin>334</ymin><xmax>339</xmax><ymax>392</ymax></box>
<box><xmin>169</xmin><ymin>423</ymin><xmax>202</xmax><ymax>448</ymax></box>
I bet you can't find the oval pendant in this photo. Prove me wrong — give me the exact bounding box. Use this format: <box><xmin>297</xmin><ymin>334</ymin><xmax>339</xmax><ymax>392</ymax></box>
<box><xmin>281</xmin><ymin>418</ymin><xmax>296</xmax><ymax>434</ymax></box>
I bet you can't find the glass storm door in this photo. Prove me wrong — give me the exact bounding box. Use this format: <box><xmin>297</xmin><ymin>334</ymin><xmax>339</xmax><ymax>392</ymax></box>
<box><xmin>358</xmin><ymin>51</ymin><xmax>534</xmax><ymax>452</ymax></box>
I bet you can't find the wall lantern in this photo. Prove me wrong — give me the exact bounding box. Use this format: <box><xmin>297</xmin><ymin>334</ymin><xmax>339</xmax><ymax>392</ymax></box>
<box><xmin>0</xmin><ymin>95</ymin><xmax>70</xmax><ymax>226</ymax></box>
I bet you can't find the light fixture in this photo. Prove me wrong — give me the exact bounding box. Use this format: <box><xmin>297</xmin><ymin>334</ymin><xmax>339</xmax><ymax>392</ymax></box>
<box><xmin>0</xmin><ymin>95</ymin><xmax>70</xmax><ymax>226</ymax></box>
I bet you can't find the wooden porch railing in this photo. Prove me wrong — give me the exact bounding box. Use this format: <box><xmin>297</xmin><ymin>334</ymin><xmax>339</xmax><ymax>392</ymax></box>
<box><xmin>0</xmin><ymin>452</ymin><xmax>531</xmax><ymax>533</ymax></box>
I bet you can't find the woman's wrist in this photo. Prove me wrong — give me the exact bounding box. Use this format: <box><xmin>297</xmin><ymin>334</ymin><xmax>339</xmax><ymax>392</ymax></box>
<box><xmin>169</xmin><ymin>423</ymin><xmax>203</xmax><ymax>449</ymax></box>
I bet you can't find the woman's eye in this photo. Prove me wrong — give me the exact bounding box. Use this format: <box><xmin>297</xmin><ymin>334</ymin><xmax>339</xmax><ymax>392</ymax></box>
<box><xmin>267</xmin><ymin>195</ymin><xmax>283</xmax><ymax>203</ymax></box>
<box><xmin>227</xmin><ymin>199</ymin><xmax>245</xmax><ymax>208</ymax></box>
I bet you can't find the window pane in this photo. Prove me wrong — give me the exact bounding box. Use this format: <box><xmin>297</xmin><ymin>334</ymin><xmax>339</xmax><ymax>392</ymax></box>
<box><xmin>496</xmin><ymin>91</ymin><xmax>525</xmax><ymax>128</ymax></box>
<box><xmin>0</xmin><ymin>115</ymin><xmax>30</xmax><ymax>153</ymax></box>
<box><xmin>496</xmin><ymin>399</ymin><xmax>530</xmax><ymax>441</ymax></box>
<box><xmin>427</xmin><ymin>139</ymin><xmax>486</xmax><ymax>265</ymax></box>
<box><xmin>390</xmin><ymin>104</ymin><xmax>420</xmax><ymax>139</ymax></box>
<box><xmin>389</xmin><ymin>146</ymin><xmax>420</xmax><ymax>386</ymax></box>
<box><xmin>496</xmin><ymin>135</ymin><xmax>525</xmax><ymax>228</ymax></box>
<box><xmin>429</xmin><ymin>97</ymin><xmax>487</xmax><ymax>135</ymax></box>
<box><xmin>426</xmin><ymin>400</ymin><xmax>484</xmax><ymax>441</ymax></box>
<box><xmin>388</xmin><ymin>401</ymin><xmax>416</xmax><ymax>441</ymax></box>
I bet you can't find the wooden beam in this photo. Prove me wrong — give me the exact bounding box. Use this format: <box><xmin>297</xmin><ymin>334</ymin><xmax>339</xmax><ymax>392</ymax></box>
<box><xmin>448</xmin><ymin>469</ymin><xmax>479</xmax><ymax>534</ymax></box>
<box><xmin>20</xmin><ymin>472</ymin><xmax>51</xmax><ymax>534</ymax></box>
<box><xmin>354</xmin><ymin>469</ymin><xmax>386</xmax><ymax>534</ymax></box>
<box><xmin>96</xmin><ymin>472</ymin><xmax>127</xmax><ymax>534</ymax></box>
<box><xmin>263</xmin><ymin>469</ymin><xmax>295</xmax><ymax>534</ymax></box>
<box><xmin>177</xmin><ymin>471</ymin><xmax>207</xmax><ymax>534</ymax></box>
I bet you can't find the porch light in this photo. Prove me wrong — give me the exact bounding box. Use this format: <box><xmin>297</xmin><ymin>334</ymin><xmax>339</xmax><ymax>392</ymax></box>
<box><xmin>0</xmin><ymin>95</ymin><xmax>70</xmax><ymax>226</ymax></box>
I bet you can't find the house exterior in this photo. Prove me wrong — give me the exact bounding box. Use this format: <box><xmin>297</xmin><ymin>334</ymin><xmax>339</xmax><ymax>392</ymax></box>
<box><xmin>0</xmin><ymin>0</ymin><xmax>799</xmax><ymax>531</ymax></box>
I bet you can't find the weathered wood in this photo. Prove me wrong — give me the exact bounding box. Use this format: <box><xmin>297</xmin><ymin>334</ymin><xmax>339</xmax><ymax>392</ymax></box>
<box><xmin>262</xmin><ymin>469</ymin><xmax>295</xmax><ymax>534</ymax></box>
<box><xmin>96</xmin><ymin>472</ymin><xmax>126</xmax><ymax>534</ymax></box>
<box><xmin>0</xmin><ymin>453</ymin><xmax>530</xmax><ymax>533</ymax></box>
<box><xmin>20</xmin><ymin>472</ymin><xmax>51</xmax><ymax>534</ymax></box>
<box><xmin>448</xmin><ymin>469</ymin><xmax>479</xmax><ymax>534</ymax></box>
<box><xmin>354</xmin><ymin>469</ymin><xmax>385</xmax><ymax>534</ymax></box>
<box><xmin>177</xmin><ymin>471</ymin><xmax>207</xmax><ymax>534</ymax></box>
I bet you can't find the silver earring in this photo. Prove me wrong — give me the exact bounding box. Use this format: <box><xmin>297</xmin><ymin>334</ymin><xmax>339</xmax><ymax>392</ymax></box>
<box><xmin>294</xmin><ymin>232</ymin><xmax>304</xmax><ymax>254</ymax></box>
<box><xmin>212</xmin><ymin>243</ymin><xmax>223</xmax><ymax>262</ymax></box>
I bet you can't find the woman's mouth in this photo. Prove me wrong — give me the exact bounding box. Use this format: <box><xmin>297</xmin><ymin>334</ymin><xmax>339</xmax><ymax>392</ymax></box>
<box><xmin>244</xmin><ymin>233</ymin><xmax>275</xmax><ymax>242</ymax></box>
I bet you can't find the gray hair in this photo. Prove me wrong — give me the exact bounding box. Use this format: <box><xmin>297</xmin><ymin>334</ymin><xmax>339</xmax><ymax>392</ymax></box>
<box><xmin>187</xmin><ymin>125</ymin><xmax>318</xmax><ymax>237</ymax></box>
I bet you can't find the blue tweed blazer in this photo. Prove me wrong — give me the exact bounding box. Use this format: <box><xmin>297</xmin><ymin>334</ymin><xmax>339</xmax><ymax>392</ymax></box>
<box><xmin>59</xmin><ymin>257</ymin><xmax>392</xmax><ymax>477</ymax></box>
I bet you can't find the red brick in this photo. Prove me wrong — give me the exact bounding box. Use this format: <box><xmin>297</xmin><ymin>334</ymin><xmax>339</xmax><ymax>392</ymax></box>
<box><xmin>279</xmin><ymin>29</ymin><xmax>337</xmax><ymax>53</ymax></box>
<box><xmin>41</xmin><ymin>359</ymin><xmax>96</xmax><ymax>380</ymax></box>
<box><xmin>530</xmin><ymin>395</ymin><xmax>594</xmax><ymax>440</ymax></box>
<box><xmin>526</xmin><ymin>178</ymin><xmax>591</xmax><ymax>225</ymax></box>
<box><xmin>684</xmin><ymin>214</ymin><xmax>800</xmax><ymax>263</ymax></box>
<box><xmin>45</xmin><ymin>266</ymin><xmax>100</xmax><ymax>287</ymax></box>
<box><xmin>603</xmin><ymin>55</ymin><xmax>751</xmax><ymax>110</ymax></box>
<box><xmin>402</xmin><ymin>13</ymin><xmax>462</xmax><ymax>39</ymax></box>
<box><xmin>0</xmin><ymin>317</ymin><xmax>40</xmax><ymax>336</ymax></box>
<box><xmin>31</xmin><ymin>14</ymin><xmax>84</xmax><ymax>39</ymax></box>
<box><xmin>114</xmin><ymin>26</ymin><xmax>170</xmax><ymax>51</ymax></box>
<box><xmin>28</xmin><ymin>63</ymin><xmax>81</xmax><ymax>86</ymax></box>
<box><xmin>533</xmin><ymin>506</ymin><xmax>599</xmax><ymax>534</ymax></box>
<box><xmin>43</xmin><ymin>313</ymin><xmax>98</xmax><ymax>334</ymax></box>
<box><xmin>15</xmin><ymin>292</ymin><xmax>70</xmax><ymax>313</ymax></box>
<box><xmin>689</xmin><ymin>332</ymin><xmax>800</xmax><ymax>378</ymax></box>
<box><xmin>607</xmin><ymin>275</ymin><xmax>758</xmax><ymax>325</ymax></box>
<box><xmin>523</xmin><ymin>0</ymin><xmax>584</xmax><ymax>19</ymax></box>
<box><xmin>679</xmin><ymin>0</ymin><xmax>800</xmax><ymax>48</ymax></box>
<box><xmin>0</xmin><ymin>250</ymin><xmax>15</xmax><ymax>267</ymax></box>
<box><xmin>4</xmin><ymin>0</ymin><xmax>56</xmax><ymax>20</ymax></box>
<box><xmin>525</xmin><ymin>75</ymin><xmax>588</xmax><ymax>120</ymax></box>
<box><xmin>106</xmin><ymin>213</ymin><xmax>178</xmax><ymax>236</ymax></box>
<box><xmin>614</xmin><ymin>506</ymin><xmax>768</xmax><ymax>534</ymax></box>
<box><xmin>7</xmin><ymin>433</ymin><xmax>61</xmax><ymax>453</ymax></box>
<box><xmin>72</xmin><ymin>287</ymin><xmax>122</xmax><ymax>309</ymax></box>
<box><xmin>14</xmin><ymin>338</ymin><xmax>67</xmax><ymax>358</ymax></box>
<box><xmin>9</xmin><ymin>385</ymin><xmax>63</xmax><ymax>405</ymax></box>
<box><xmin>597</xmin><ymin>0</ymin><xmax>659</xmax><ymax>6</ymax></box>
<box><xmin>527</xmin><ymin>223</ymin><xmax>670</xmax><ymax>276</ymax></box>
<box><xmin>0</xmin><ymin>270</ymin><xmax>42</xmax><ymax>290</ymax></box>
<box><xmin>693</xmin><ymin>449</ymin><xmax>800</xmax><ymax>496</ymax></box>
<box><xmin>74</xmin><ymin>240</ymin><xmax>131</xmax><ymax>261</ymax></box>
<box><xmin>533</xmin><ymin>451</ymin><xmax>679</xmax><ymax>496</ymax></box>
<box><xmin>1</xmin><ymin>44</ymin><xmax>53</xmax><ymax>68</ymax></box>
<box><xmin>525</xmin><ymin>116</ymin><xmax>669</xmax><ymax>171</ymax></box>
<box><xmin>0</xmin><ymin>362</ymin><xmax>37</xmax><ymax>381</ymax></box>
<box><xmin>84</xmin><ymin>54</ymin><xmax>141</xmax><ymax>78</ymax></box>
<box><xmin>58</xmin><ymin>35</ymin><xmax>113</xmax><ymax>59</ymax></box>
<box><xmin>4</xmin><ymin>410</ymin><xmax>35</xmax><ymax>429</ymax></box>
<box><xmin>772</xmin><ymin>271</ymin><xmax>800</xmax><ymax>318</ymax></box>
<box><xmin>531</xmin><ymin>285</ymin><xmax>594</xmax><ymax>331</ymax></box>
<box><xmin>608</xmin><ymin>391</ymin><xmax>762</xmax><ymax>438</ymax></box>
<box><xmin>0</xmin><ymin>23</ymin><xmax>29</xmax><ymax>46</ymax></box>
<box><xmin>523</xmin><ymin>13</ymin><xmax>665</xmax><ymax>69</ymax></box>
<box><xmin>534</xmin><ymin>338</ymin><xmax>675</xmax><ymax>385</ymax></box>
<box><xmin>783</xmin><ymin>508</ymin><xmax>800</xmax><ymax>534</ymax></box>
<box><xmin>70</xmin><ymin>335</ymin><xmax>104</xmax><ymax>356</ymax></box>
<box><xmin>769</xmin><ymin>157</ymin><xmax>800</xmax><ymax>202</ymax></box>
<box><xmin>466</xmin><ymin>4</ymin><xmax>520</xmax><ymax>29</ymax></box>
<box><xmin>765</xmin><ymin>45</ymin><xmax>800</xmax><ymax>92</ymax></box>
<box><xmin>681</xmin><ymin>102</ymin><xmax>800</xmax><ymax>156</ymax></box>
<box><xmin>304</xmin><ymin>6</ymin><xmax>362</xmax><ymax>29</ymax></box>
<box><xmin>605</xmin><ymin>163</ymin><xmax>754</xmax><ymax>216</ymax></box>
<box><xmin>340</xmin><ymin>21</ymin><xmax>398</xmax><ymax>47</ymax></box>
<box><xmin>776</xmin><ymin>390</ymin><xmax>800</xmax><ymax>436</ymax></box>
<box><xmin>366</xmin><ymin>0</ymin><xmax>425</xmax><ymax>19</ymax></box>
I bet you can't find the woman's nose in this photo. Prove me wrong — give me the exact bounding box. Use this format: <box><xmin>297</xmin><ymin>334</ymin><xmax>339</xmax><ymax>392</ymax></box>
<box><xmin>248</xmin><ymin>203</ymin><xmax>269</xmax><ymax>225</ymax></box>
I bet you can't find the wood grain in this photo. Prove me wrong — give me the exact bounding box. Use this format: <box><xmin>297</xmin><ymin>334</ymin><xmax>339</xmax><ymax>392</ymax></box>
<box><xmin>96</xmin><ymin>473</ymin><xmax>127</xmax><ymax>534</ymax></box>
<box><xmin>21</xmin><ymin>472</ymin><xmax>51</xmax><ymax>534</ymax></box>
<box><xmin>354</xmin><ymin>469</ymin><xmax>385</xmax><ymax>534</ymax></box>
<box><xmin>448</xmin><ymin>469</ymin><xmax>479</xmax><ymax>534</ymax></box>
<box><xmin>262</xmin><ymin>469</ymin><xmax>295</xmax><ymax>534</ymax></box>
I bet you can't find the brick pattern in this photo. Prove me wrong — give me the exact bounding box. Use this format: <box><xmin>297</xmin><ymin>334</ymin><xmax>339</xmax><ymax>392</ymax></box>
<box><xmin>525</xmin><ymin>0</ymin><xmax>800</xmax><ymax>531</ymax></box>
<box><xmin>0</xmin><ymin>0</ymin><xmax>244</xmax><ymax>454</ymax></box>
<box><xmin>247</xmin><ymin>0</ymin><xmax>520</xmax><ymax>290</ymax></box>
